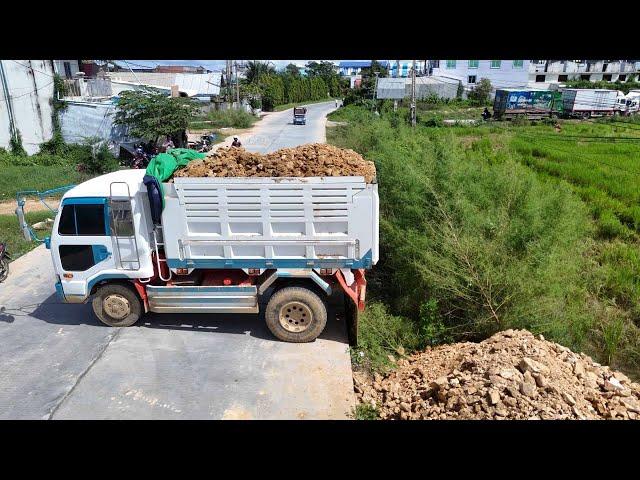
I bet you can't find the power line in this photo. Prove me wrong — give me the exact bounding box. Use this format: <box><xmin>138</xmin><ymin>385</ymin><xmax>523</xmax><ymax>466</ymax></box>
<box><xmin>0</xmin><ymin>79</ymin><xmax>55</xmax><ymax>103</ymax></box>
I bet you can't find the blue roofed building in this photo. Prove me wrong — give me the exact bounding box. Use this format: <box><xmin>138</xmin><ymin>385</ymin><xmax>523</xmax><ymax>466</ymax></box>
<box><xmin>338</xmin><ymin>61</ymin><xmax>391</xmax><ymax>76</ymax></box>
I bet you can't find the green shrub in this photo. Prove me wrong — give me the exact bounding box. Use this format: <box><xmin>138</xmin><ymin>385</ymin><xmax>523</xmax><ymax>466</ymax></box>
<box><xmin>354</xmin><ymin>403</ymin><xmax>380</xmax><ymax>420</ymax></box>
<box><xmin>207</xmin><ymin>109</ymin><xmax>256</xmax><ymax>129</ymax></box>
<box><xmin>356</xmin><ymin>302</ymin><xmax>421</xmax><ymax>373</ymax></box>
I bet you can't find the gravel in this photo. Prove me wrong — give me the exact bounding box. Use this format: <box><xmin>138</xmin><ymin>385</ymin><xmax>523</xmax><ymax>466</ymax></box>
<box><xmin>173</xmin><ymin>143</ymin><xmax>377</xmax><ymax>183</ymax></box>
<box><xmin>353</xmin><ymin>329</ymin><xmax>640</xmax><ymax>420</ymax></box>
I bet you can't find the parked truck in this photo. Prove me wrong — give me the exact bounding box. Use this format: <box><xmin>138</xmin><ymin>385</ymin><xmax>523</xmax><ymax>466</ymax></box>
<box><xmin>615</xmin><ymin>90</ymin><xmax>640</xmax><ymax>116</ymax></box>
<box><xmin>493</xmin><ymin>89</ymin><xmax>563</xmax><ymax>120</ymax></box>
<box><xmin>293</xmin><ymin>107</ymin><xmax>307</xmax><ymax>125</ymax></box>
<box><xmin>561</xmin><ymin>89</ymin><xmax>619</xmax><ymax>118</ymax></box>
<box><xmin>43</xmin><ymin>169</ymin><xmax>379</xmax><ymax>343</ymax></box>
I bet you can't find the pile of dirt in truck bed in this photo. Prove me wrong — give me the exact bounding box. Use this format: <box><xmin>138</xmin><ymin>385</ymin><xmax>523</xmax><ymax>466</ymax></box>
<box><xmin>173</xmin><ymin>143</ymin><xmax>377</xmax><ymax>183</ymax></box>
<box><xmin>353</xmin><ymin>329</ymin><xmax>640</xmax><ymax>420</ymax></box>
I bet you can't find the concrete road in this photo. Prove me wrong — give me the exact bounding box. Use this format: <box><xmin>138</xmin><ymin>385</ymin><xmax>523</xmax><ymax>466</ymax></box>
<box><xmin>0</xmin><ymin>101</ymin><xmax>355</xmax><ymax>419</ymax></box>
<box><xmin>215</xmin><ymin>100</ymin><xmax>339</xmax><ymax>154</ymax></box>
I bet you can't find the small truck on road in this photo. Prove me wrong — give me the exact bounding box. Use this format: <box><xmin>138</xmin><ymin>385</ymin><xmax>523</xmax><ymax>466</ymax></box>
<box><xmin>44</xmin><ymin>169</ymin><xmax>379</xmax><ymax>343</ymax></box>
<box><xmin>293</xmin><ymin>107</ymin><xmax>307</xmax><ymax>125</ymax></box>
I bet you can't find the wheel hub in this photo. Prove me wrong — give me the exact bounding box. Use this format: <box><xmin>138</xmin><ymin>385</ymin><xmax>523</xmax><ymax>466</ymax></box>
<box><xmin>279</xmin><ymin>301</ymin><xmax>313</xmax><ymax>333</ymax></box>
<box><xmin>103</xmin><ymin>294</ymin><xmax>131</xmax><ymax>320</ymax></box>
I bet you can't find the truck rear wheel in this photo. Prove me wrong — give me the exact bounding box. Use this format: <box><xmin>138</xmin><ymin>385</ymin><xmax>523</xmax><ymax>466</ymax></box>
<box><xmin>265</xmin><ymin>286</ymin><xmax>327</xmax><ymax>342</ymax></box>
<box><xmin>92</xmin><ymin>283</ymin><xmax>142</xmax><ymax>327</ymax></box>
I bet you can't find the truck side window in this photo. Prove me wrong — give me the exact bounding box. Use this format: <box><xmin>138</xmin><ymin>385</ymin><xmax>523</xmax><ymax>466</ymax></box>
<box><xmin>58</xmin><ymin>205</ymin><xmax>76</xmax><ymax>235</ymax></box>
<box><xmin>58</xmin><ymin>204</ymin><xmax>106</xmax><ymax>236</ymax></box>
<box><xmin>59</xmin><ymin>245</ymin><xmax>95</xmax><ymax>271</ymax></box>
<box><xmin>110</xmin><ymin>200</ymin><xmax>135</xmax><ymax>237</ymax></box>
<box><xmin>76</xmin><ymin>204</ymin><xmax>106</xmax><ymax>235</ymax></box>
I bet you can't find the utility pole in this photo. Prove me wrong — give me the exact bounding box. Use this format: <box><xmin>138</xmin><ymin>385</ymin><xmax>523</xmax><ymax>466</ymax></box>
<box><xmin>373</xmin><ymin>71</ymin><xmax>380</xmax><ymax>112</ymax></box>
<box><xmin>225</xmin><ymin>60</ymin><xmax>233</xmax><ymax>110</ymax></box>
<box><xmin>234</xmin><ymin>61</ymin><xmax>240</xmax><ymax>109</ymax></box>
<box><xmin>410</xmin><ymin>60</ymin><xmax>416</xmax><ymax>127</ymax></box>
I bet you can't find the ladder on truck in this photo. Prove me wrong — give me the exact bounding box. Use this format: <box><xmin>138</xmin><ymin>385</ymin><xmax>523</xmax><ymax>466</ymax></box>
<box><xmin>109</xmin><ymin>182</ymin><xmax>141</xmax><ymax>271</ymax></box>
<box><xmin>152</xmin><ymin>225</ymin><xmax>172</xmax><ymax>281</ymax></box>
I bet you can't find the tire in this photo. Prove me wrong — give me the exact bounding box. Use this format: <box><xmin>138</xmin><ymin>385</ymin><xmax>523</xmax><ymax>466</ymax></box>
<box><xmin>264</xmin><ymin>286</ymin><xmax>327</xmax><ymax>342</ymax></box>
<box><xmin>0</xmin><ymin>258</ymin><xmax>8</xmax><ymax>283</ymax></box>
<box><xmin>92</xmin><ymin>283</ymin><xmax>142</xmax><ymax>327</ymax></box>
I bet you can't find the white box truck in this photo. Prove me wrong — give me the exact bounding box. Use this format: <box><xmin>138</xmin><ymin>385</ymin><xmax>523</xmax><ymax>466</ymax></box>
<box><xmin>561</xmin><ymin>89</ymin><xmax>619</xmax><ymax>118</ymax></box>
<box><xmin>44</xmin><ymin>169</ymin><xmax>379</xmax><ymax>343</ymax></box>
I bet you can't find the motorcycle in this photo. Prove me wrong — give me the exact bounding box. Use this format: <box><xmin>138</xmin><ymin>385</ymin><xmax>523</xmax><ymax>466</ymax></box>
<box><xmin>188</xmin><ymin>133</ymin><xmax>217</xmax><ymax>153</ymax></box>
<box><xmin>0</xmin><ymin>242</ymin><xmax>10</xmax><ymax>283</ymax></box>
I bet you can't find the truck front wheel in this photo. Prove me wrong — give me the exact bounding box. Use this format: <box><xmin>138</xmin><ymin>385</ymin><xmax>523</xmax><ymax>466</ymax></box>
<box><xmin>265</xmin><ymin>286</ymin><xmax>327</xmax><ymax>342</ymax></box>
<box><xmin>92</xmin><ymin>283</ymin><xmax>142</xmax><ymax>327</ymax></box>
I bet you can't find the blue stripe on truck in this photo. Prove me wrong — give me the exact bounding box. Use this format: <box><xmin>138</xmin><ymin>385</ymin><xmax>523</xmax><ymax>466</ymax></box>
<box><xmin>165</xmin><ymin>250</ymin><xmax>373</xmax><ymax>270</ymax></box>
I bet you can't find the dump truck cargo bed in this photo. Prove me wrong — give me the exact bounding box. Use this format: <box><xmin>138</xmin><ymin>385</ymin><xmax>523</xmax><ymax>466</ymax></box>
<box><xmin>162</xmin><ymin>176</ymin><xmax>379</xmax><ymax>270</ymax></box>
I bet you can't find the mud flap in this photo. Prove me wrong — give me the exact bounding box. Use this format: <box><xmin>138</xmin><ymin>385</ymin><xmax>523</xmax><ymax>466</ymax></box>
<box><xmin>344</xmin><ymin>294</ymin><xmax>359</xmax><ymax>347</ymax></box>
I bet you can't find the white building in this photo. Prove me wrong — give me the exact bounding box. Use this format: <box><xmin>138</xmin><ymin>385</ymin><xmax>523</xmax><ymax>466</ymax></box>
<box><xmin>430</xmin><ymin>60</ymin><xmax>530</xmax><ymax>92</ymax></box>
<box><xmin>528</xmin><ymin>60</ymin><xmax>638</xmax><ymax>88</ymax></box>
<box><xmin>0</xmin><ymin>60</ymin><xmax>55</xmax><ymax>155</ymax></box>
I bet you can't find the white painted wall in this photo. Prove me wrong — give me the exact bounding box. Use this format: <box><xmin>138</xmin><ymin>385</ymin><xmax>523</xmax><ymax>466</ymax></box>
<box><xmin>53</xmin><ymin>60</ymin><xmax>80</xmax><ymax>79</ymax></box>
<box><xmin>0</xmin><ymin>60</ymin><xmax>55</xmax><ymax>155</ymax></box>
<box><xmin>432</xmin><ymin>60</ymin><xmax>530</xmax><ymax>90</ymax></box>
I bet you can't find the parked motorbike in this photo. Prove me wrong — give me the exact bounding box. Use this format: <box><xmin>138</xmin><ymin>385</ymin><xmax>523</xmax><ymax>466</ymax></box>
<box><xmin>0</xmin><ymin>242</ymin><xmax>10</xmax><ymax>283</ymax></box>
<box><xmin>188</xmin><ymin>133</ymin><xmax>217</xmax><ymax>153</ymax></box>
<box><xmin>125</xmin><ymin>144</ymin><xmax>153</xmax><ymax>169</ymax></box>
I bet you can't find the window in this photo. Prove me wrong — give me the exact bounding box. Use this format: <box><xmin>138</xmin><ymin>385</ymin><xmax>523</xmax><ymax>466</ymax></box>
<box><xmin>535</xmin><ymin>74</ymin><xmax>546</xmax><ymax>82</ymax></box>
<box><xmin>581</xmin><ymin>74</ymin><xmax>591</xmax><ymax>81</ymax></box>
<box><xmin>620</xmin><ymin>75</ymin><xmax>627</xmax><ymax>82</ymax></box>
<box><xmin>512</xmin><ymin>60</ymin><xmax>524</xmax><ymax>68</ymax></box>
<box><xmin>63</xmin><ymin>61</ymin><xmax>72</xmax><ymax>79</ymax></box>
<box><xmin>558</xmin><ymin>75</ymin><xmax>568</xmax><ymax>82</ymax></box>
<box><xmin>446</xmin><ymin>60</ymin><xmax>456</xmax><ymax>69</ymax></box>
<box><xmin>110</xmin><ymin>200</ymin><xmax>135</xmax><ymax>237</ymax></box>
<box><xmin>59</xmin><ymin>245</ymin><xmax>95</xmax><ymax>271</ymax></box>
<box><xmin>490</xmin><ymin>60</ymin><xmax>501</xmax><ymax>69</ymax></box>
<box><xmin>468</xmin><ymin>75</ymin><xmax>477</xmax><ymax>84</ymax></box>
<box><xmin>603</xmin><ymin>74</ymin><xmax>612</xmax><ymax>82</ymax></box>
<box><xmin>468</xmin><ymin>60</ymin><xmax>479</xmax><ymax>69</ymax></box>
<box><xmin>58</xmin><ymin>203</ymin><xmax>106</xmax><ymax>236</ymax></box>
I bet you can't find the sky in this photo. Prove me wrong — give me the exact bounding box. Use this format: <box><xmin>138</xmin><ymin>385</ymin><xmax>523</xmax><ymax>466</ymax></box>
<box><xmin>122</xmin><ymin>60</ymin><xmax>343</xmax><ymax>71</ymax></box>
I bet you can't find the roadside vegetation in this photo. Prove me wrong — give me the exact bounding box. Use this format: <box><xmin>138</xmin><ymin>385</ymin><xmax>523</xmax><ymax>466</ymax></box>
<box><xmin>0</xmin><ymin>210</ymin><xmax>53</xmax><ymax>259</ymax></box>
<box><xmin>190</xmin><ymin>108</ymin><xmax>259</xmax><ymax>132</ymax></box>
<box><xmin>328</xmin><ymin>102</ymin><xmax>640</xmax><ymax>379</ymax></box>
<box><xmin>237</xmin><ymin>60</ymin><xmax>347</xmax><ymax>112</ymax></box>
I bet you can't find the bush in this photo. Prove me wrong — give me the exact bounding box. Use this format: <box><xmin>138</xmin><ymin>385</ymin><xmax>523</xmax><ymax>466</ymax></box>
<box><xmin>355</xmin><ymin>302</ymin><xmax>422</xmax><ymax>373</ymax></box>
<box><xmin>207</xmin><ymin>109</ymin><xmax>256</xmax><ymax>129</ymax></box>
<box><xmin>328</xmin><ymin>105</ymin><xmax>596</xmax><ymax>355</ymax></box>
<box><xmin>468</xmin><ymin>78</ymin><xmax>492</xmax><ymax>106</ymax></box>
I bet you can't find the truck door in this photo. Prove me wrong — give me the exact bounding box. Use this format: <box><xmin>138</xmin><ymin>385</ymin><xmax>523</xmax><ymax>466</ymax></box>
<box><xmin>54</xmin><ymin>197</ymin><xmax>117</xmax><ymax>299</ymax></box>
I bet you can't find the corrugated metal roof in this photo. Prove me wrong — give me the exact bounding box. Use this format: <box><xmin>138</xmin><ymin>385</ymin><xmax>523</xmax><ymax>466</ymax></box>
<box><xmin>107</xmin><ymin>72</ymin><xmax>221</xmax><ymax>96</ymax></box>
<box><xmin>376</xmin><ymin>76</ymin><xmax>460</xmax><ymax>100</ymax></box>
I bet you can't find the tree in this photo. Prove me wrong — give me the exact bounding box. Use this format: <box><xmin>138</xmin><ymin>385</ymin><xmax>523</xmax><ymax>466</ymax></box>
<box><xmin>468</xmin><ymin>78</ymin><xmax>492</xmax><ymax>105</ymax></box>
<box><xmin>114</xmin><ymin>88</ymin><xmax>199</xmax><ymax>143</ymax></box>
<box><xmin>306</xmin><ymin>61</ymin><xmax>341</xmax><ymax>97</ymax></box>
<box><xmin>245</xmin><ymin>61</ymin><xmax>276</xmax><ymax>85</ymax></box>
<box><xmin>285</xmin><ymin>63</ymin><xmax>301</xmax><ymax>78</ymax></box>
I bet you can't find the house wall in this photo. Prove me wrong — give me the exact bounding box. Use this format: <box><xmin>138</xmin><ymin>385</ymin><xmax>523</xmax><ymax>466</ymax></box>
<box><xmin>53</xmin><ymin>60</ymin><xmax>80</xmax><ymax>79</ymax></box>
<box><xmin>59</xmin><ymin>100</ymin><xmax>133</xmax><ymax>153</ymax></box>
<box><xmin>0</xmin><ymin>60</ymin><xmax>55</xmax><ymax>155</ymax></box>
<box><xmin>432</xmin><ymin>60</ymin><xmax>530</xmax><ymax>90</ymax></box>
<box><xmin>528</xmin><ymin>60</ymin><xmax>639</xmax><ymax>87</ymax></box>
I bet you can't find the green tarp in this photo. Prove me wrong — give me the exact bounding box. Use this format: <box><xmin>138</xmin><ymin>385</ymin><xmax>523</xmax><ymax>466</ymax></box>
<box><xmin>145</xmin><ymin>148</ymin><xmax>206</xmax><ymax>206</ymax></box>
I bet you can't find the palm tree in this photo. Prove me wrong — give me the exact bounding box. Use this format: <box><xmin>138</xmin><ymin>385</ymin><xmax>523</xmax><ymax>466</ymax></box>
<box><xmin>245</xmin><ymin>60</ymin><xmax>276</xmax><ymax>84</ymax></box>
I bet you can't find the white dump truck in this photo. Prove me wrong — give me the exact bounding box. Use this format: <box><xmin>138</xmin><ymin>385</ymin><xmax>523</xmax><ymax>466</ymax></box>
<box><xmin>44</xmin><ymin>169</ymin><xmax>379</xmax><ymax>343</ymax></box>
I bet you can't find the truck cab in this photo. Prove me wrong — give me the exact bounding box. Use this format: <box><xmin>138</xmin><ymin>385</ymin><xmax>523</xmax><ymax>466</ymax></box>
<box><xmin>49</xmin><ymin>169</ymin><xmax>379</xmax><ymax>344</ymax></box>
<box><xmin>293</xmin><ymin>106</ymin><xmax>307</xmax><ymax>125</ymax></box>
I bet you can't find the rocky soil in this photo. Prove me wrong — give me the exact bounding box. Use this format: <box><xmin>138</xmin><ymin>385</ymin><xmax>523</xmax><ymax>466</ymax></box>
<box><xmin>354</xmin><ymin>329</ymin><xmax>640</xmax><ymax>420</ymax></box>
<box><xmin>173</xmin><ymin>143</ymin><xmax>377</xmax><ymax>183</ymax></box>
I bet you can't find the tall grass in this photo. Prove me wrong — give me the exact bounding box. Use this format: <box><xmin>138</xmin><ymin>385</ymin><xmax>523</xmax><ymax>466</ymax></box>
<box><xmin>328</xmin><ymin>105</ymin><xmax>640</xmax><ymax>377</ymax></box>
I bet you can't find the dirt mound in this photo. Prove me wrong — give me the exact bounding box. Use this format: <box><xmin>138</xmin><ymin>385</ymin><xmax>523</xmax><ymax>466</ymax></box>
<box><xmin>354</xmin><ymin>329</ymin><xmax>640</xmax><ymax>420</ymax></box>
<box><xmin>173</xmin><ymin>143</ymin><xmax>377</xmax><ymax>183</ymax></box>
